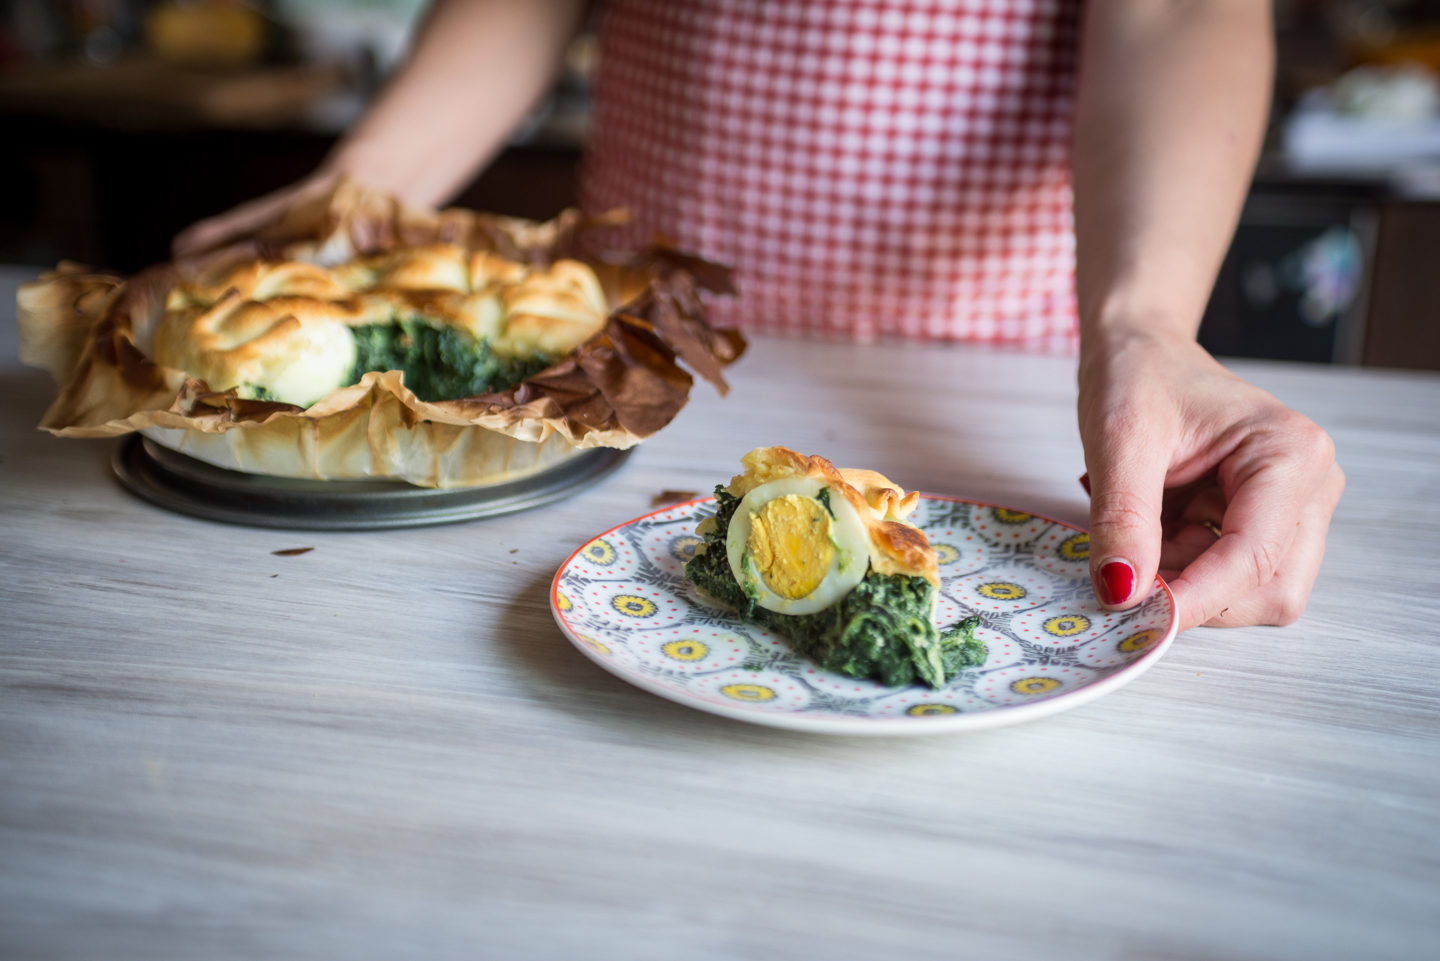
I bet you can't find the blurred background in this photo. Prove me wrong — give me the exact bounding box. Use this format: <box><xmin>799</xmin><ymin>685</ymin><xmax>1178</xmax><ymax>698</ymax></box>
<box><xmin>1</xmin><ymin>0</ymin><xmax>1437</xmax><ymax>369</ymax></box>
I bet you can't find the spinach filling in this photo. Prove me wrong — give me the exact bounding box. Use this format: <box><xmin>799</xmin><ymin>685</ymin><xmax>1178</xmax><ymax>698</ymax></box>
<box><xmin>241</xmin><ymin>384</ymin><xmax>280</xmax><ymax>402</ymax></box>
<box><xmin>684</xmin><ymin>487</ymin><xmax>986</xmax><ymax>688</ymax></box>
<box><xmin>347</xmin><ymin>318</ymin><xmax>553</xmax><ymax>402</ymax></box>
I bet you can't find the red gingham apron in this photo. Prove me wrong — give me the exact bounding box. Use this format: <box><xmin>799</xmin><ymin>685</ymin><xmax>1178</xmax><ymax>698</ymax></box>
<box><xmin>580</xmin><ymin>0</ymin><xmax>1081</xmax><ymax>350</ymax></box>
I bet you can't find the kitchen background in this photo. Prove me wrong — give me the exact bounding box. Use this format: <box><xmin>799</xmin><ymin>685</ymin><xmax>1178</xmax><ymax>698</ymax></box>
<box><xmin>1</xmin><ymin>0</ymin><xmax>1437</xmax><ymax>369</ymax></box>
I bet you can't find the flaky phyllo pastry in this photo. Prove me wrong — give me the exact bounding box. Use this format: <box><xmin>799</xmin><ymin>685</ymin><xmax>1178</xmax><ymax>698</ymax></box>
<box><xmin>17</xmin><ymin>181</ymin><xmax>745</xmax><ymax>487</ymax></box>
<box><xmin>151</xmin><ymin>248</ymin><xmax>613</xmax><ymax>408</ymax></box>
<box><xmin>683</xmin><ymin>447</ymin><xmax>986</xmax><ymax>688</ymax></box>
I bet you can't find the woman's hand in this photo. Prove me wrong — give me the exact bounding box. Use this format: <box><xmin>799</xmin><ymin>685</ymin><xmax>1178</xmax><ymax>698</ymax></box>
<box><xmin>1077</xmin><ymin>330</ymin><xmax>1344</xmax><ymax>632</ymax></box>
<box><xmin>1068</xmin><ymin>0</ymin><xmax>1326</xmax><ymax>632</ymax></box>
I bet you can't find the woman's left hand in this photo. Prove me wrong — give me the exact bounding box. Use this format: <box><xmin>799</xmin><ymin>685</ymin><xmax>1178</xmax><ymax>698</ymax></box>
<box><xmin>1076</xmin><ymin>330</ymin><xmax>1344</xmax><ymax>632</ymax></box>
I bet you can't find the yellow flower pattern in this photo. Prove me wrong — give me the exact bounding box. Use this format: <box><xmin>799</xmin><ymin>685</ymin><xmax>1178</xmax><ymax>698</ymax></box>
<box><xmin>993</xmin><ymin>508</ymin><xmax>1033</xmax><ymax>524</ymax></box>
<box><xmin>906</xmin><ymin>703</ymin><xmax>958</xmax><ymax>716</ymax></box>
<box><xmin>583</xmin><ymin>539</ymin><xmax>618</xmax><ymax>565</ymax></box>
<box><xmin>555</xmin><ymin>591</ymin><xmax>573</xmax><ymax>612</ymax></box>
<box><xmin>577</xmin><ymin>635</ymin><xmax>612</xmax><ymax>657</ymax></box>
<box><xmin>611</xmin><ymin>594</ymin><xmax>658</xmax><ymax>618</ymax></box>
<box><xmin>1011</xmin><ymin>676</ymin><xmax>1062</xmax><ymax>696</ymax></box>
<box><xmin>720</xmin><ymin>683</ymin><xmax>777</xmax><ymax>702</ymax></box>
<box><xmin>671</xmin><ymin>535</ymin><xmax>703</xmax><ymax>563</ymax></box>
<box><xmin>1059</xmin><ymin>533</ymin><xmax>1090</xmax><ymax>561</ymax></box>
<box><xmin>1118</xmin><ymin>630</ymin><xmax>1157</xmax><ymax>653</ymax></box>
<box><xmin>932</xmin><ymin>543</ymin><xmax>960</xmax><ymax>565</ymax></box>
<box><xmin>662</xmin><ymin>639</ymin><xmax>709</xmax><ymax>662</ymax></box>
<box><xmin>1043</xmin><ymin>613</ymin><xmax>1092</xmax><ymax>637</ymax></box>
<box><xmin>978</xmin><ymin>581</ymin><xmax>1027</xmax><ymax>601</ymax></box>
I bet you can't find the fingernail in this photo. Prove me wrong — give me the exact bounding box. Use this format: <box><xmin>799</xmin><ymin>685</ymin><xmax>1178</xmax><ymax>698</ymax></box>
<box><xmin>1079</xmin><ymin>473</ymin><xmax>1091</xmax><ymax>495</ymax></box>
<box><xmin>1097</xmin><ymin>559</ymin><xmax>1135</xmax><ymax>606</ymax></box>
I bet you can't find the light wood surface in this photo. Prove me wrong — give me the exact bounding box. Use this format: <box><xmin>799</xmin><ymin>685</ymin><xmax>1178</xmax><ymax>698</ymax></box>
<box><xmin>2</xmin><ymin>264</ymin><xmax>1437</xmax><ymax>961</ymax></box>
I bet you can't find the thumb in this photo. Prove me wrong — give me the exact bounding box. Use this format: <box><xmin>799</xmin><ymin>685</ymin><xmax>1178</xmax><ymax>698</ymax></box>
<box><xmin>1082</xmin><ymin>435</ymin><xmax>1168</xmax><ymax>611</ymax></box>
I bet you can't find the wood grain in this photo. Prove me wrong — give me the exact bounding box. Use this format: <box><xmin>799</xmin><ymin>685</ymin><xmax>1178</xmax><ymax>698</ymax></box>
<box><xmin>2</xmin><ymin>266</ymin><xmax>1438</xmax><ymax>961</ymax></box>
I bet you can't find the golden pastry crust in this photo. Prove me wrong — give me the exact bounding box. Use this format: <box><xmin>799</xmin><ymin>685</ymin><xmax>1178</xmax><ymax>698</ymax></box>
<box><xmin>149</xmin><ymin>243</ymin><xmax>611</xmax><ymax>407</ymax></box>
<box><xmin>835</xmin><ymin>468</ymin><xmax>922</xmax><ymax>521</ymax></box>
<box><xmin>16</xmin><ymin>180</ymin><xmax>745</xmax><ymax>488</ymax></box>
<box><xmin>727</xmin><ymin>446</ymin><xmax>939</xmax><ymax>587</ymax></box>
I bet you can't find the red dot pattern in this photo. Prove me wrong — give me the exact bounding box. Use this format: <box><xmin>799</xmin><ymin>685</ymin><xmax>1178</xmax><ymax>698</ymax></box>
<box><xmin>553</xmin><ymin>496</ymin><xmax>1175</xmax><ymax>725</ymax></box>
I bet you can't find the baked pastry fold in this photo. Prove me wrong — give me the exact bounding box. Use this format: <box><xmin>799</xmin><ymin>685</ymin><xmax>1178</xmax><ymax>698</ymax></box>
<box><xmin>17</xmin><ymin>181</ymin><xmax>745</xmax><ymax>487</ymax></box>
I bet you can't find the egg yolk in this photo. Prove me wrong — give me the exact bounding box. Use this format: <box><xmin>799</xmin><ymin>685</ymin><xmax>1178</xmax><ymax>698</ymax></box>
<box><xmin>746</xmin><ymin>494</ymin><xmax>835</xmax><ymax>599</ymax></box>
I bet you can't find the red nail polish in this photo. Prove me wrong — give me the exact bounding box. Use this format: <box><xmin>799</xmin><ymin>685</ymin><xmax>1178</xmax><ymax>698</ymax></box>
<box><xmin>1079</xmin><ymin>473</ymin><xmax>1091</xmax><ymax>495</ymax></box>
<box><xmin>1098</xmin><ymin>559</ymin><xmax>1135</xmax><ymax>606</ymax></box>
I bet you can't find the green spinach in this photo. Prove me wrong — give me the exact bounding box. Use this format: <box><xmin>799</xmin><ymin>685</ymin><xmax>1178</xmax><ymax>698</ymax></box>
<box><xmin>240</xmin><ymin>383</ymin><xmax>280</xmax><ymax>402</ymax></box>
<box><xmin>348</xmin><ymin>318</ymin><xmax>552</xmax><ymax>402</ymax></box>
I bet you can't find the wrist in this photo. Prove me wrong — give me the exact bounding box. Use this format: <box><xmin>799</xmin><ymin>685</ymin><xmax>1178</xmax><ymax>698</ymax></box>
<box><xmin>1075</xmin><ymin>251</ymin><xmax>1212</xmax><ymax>358</ymax></box>
<box><xmin>1078</xmin><ymin>311</ymin><xmax>1196</xmax><ymax>374</ymax></box>
<box><xmin>1075</xmin><ymin>305</ymin><xmax>1219</xmax><ymax>404</ymax></box>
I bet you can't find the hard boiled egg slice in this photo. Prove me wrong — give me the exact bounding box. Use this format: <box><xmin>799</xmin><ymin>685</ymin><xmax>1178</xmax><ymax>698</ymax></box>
<box><xmin>725</xmin><ymin>477</ymin><xmax>870</xmax><ymax>615</ymax></box>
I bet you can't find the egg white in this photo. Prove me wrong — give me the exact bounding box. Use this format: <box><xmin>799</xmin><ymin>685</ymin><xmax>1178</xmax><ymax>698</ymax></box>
<box><xmin>725</xmin><ymin>477</ymin><xmax>870</xmax><ymax>615</ymax></box>
<box><xmin>246</xmin><ymin>321</ymin><xmax>357</xmax><ymax>406</ymax></box>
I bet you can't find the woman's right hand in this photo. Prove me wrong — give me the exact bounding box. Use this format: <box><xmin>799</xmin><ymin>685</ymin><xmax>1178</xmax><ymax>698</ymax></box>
<box><xmin>171</xmin><ymin>170</ymin><xmax>343</xmax><ymax>259</ymax></box>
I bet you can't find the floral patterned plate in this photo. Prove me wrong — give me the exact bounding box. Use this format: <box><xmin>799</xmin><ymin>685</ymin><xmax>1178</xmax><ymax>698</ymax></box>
<box><xmin>551</xmin><ymin>496</ymin><xmax>1178</xmax><ymax>735</ymax></box>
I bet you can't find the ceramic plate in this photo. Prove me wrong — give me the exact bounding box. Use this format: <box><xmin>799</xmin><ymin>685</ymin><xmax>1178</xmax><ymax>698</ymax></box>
<box><xmin>551</xmin><ymin>496</ymin><xmax>1178</xmax><ymax>735</ymax></box>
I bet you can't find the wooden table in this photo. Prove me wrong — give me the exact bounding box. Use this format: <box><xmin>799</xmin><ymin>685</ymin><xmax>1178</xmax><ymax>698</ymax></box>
<box><xmin>2</xmin><ymin>264</ymin><xmax>1437</xmax><ymax>960</ymax></box>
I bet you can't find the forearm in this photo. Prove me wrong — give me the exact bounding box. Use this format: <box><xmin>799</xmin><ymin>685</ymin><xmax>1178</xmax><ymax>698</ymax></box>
<box><xmin>321</xmin><ymin>0</ymin><xmax>588</xmax><ymax>207</ymax></box>
<box><xmin>1072</xmin><ymin>0</ymin><xmax>1273</xmax><ymax>355</ymax></box>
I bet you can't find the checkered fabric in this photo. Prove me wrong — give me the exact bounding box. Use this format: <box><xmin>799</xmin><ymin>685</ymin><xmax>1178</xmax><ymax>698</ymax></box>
<box><xmin>580</xmin><ymin>0</ymin><xmax>1082</xmax><ymax>349</ymax></box>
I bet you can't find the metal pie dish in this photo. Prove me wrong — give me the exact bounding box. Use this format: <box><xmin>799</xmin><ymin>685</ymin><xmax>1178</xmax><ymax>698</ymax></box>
<box><xmin>113</xmin><ymin>435</ymin><xmax>633</xmax><ymax>529</ymax></box>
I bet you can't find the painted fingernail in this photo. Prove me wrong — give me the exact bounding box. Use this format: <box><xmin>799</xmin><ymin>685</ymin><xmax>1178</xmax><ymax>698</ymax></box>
<box><xmin>1097</xmin><ymin>559</ymin><xmax>1135</xmax><ymax>606</ymax></box>
<box><xmin>1079</xmin><ymin>473</ymin><xmax>1091</xmax><ymax>495</ymax></box>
